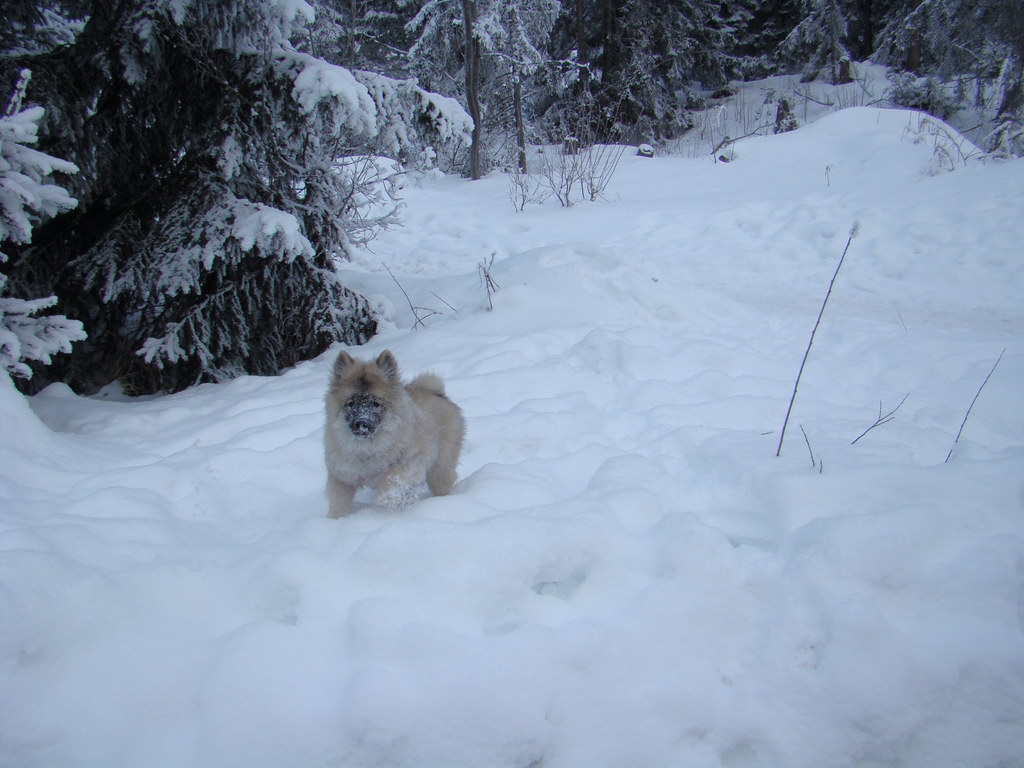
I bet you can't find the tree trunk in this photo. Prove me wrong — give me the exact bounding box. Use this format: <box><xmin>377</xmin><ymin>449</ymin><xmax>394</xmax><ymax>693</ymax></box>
<box><xmin>513</xmin><ymin>69</ymin><xmax>527</xmax><ymax>174</ymax></box>
<box><xmin>907</xmin><ymin>30</ymin><xmax>921</xmax><ymax>73</ymax></box>
<box><xmin>601</xmin><ymin>0</ymin><xmax>620</xmax><ymax>78</ymax></box>
<box><xmin>856</xmin><ymin>0</ymin><xmax>875</xmax><ymax>60</ymax></box>
<box><xmin>575</xmin><ymin>0</ymin><xmax>589</xmax><ymax>86</ymax></box>
<box><xmin>462</xmin><ymin>0</ymin><xmax>482</xmax><ymax>180</ymax></box>
<box><xmin>990</xmin><ymin>61</ymin><xmax>1023</xmax><ymax>153</ymax></box>
<box><xmin>997</xmin><ymin>66</ymin><xmax>1023</xmax><ymax>119</ymax></box>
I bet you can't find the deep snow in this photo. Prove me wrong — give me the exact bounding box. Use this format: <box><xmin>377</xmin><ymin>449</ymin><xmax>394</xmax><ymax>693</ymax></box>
<box><xmin>2</xmin><ymin>100</ymin><xmax>1024</xmax><ymax>768</ymax></box>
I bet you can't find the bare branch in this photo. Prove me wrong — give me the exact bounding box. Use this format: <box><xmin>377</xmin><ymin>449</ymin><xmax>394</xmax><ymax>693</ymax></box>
<box><xmin>478</xmin><ymin>255</ymin><xmax>500</xmax><ymax>311</ymax></box>
<box><xmin>851</xmin><ymin>393</ymin><xmax>910</xmax><ymax>445</ymax></box>
<box><xmin>430</xmin><ymin>292</ymin><xmax>458</xmax><ymax>314</ymax></box>
<box><xmin>799</xmin><ymin>424</ymin><xmax>815</xmax><ymax>468</ymax></box>
<box><xmin>382</xmin><ymin>262</ymin><xmax>439</xmax><ymax>329</ymax></box>
<box><xmin>945</xmin><ymin>349</ymin><xmax>1006</xmax><ymax>463</ymax></box>
<box><xmin>777</xmin><ymin>222</ymin><xmax>860</xmax><ymax>457</ymax></box>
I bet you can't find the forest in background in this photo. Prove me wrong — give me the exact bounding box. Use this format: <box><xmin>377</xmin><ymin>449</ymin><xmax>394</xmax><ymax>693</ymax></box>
<box><xmin>1</xmin><ymin>0</ymin><xmax>1022</xmax><ymax>395</ymax></box>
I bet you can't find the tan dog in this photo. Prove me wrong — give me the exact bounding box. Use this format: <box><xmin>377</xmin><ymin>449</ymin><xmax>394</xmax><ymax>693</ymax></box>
<box><xmin>324</xmin><ymin>350</ymin><xmax>464</xmax><ymax>517</ymax></box>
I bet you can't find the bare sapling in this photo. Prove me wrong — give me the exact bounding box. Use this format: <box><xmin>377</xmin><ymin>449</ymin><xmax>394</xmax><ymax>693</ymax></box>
<box><xmin>851</xmin><ymin>393</ymin><xmax>910</xmax><ymax>445</ymax></box>
<box><xmin>580</xmin><ymin>143</ymin><xmax>625</xmax><ymax>201</ymax></box>
<box><xmin>944</xmin><ymin>349</ymin><xmax>1005</xmax><ymax>463</ymax></box>
<box><xmin>508</xmin><ymin>169</ymin><xmax>547</xmax><ymax>212</ymax></box>
<box><xmin>537</xmin><ymin>147</ymin><xmax>582</xmax><ymax>207</ymax></box>
<box><xmin>537</xmin><ymin>107</ymin><xmax>626</xmax><ymax>207</ymax></box>
<box><xmin>478</xmin><ymin>255</ymin><xmax>499</xmax><ymax>311</ymax></box>
<box><xmin>776</xmin><ymin>222</ymin><xmax>860</xmax><ymax>458</ymax></box>
<box><xmin>382</xmin><ymin>263</ymin><xmax>441</xmax><ymax>329</ymax></box>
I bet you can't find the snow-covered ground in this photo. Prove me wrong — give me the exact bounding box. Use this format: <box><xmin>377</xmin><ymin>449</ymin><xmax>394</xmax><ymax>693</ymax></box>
<box><xmin>3</xmin><ymin>98</ymin><xmax>1024</xmax><ymax>767</ymax></box>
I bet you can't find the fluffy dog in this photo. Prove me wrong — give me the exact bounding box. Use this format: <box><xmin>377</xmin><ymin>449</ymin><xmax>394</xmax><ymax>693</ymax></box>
<box><xmin>324</xmin><ymin>349</ymin><xmax>464</xmax><ymax>517</ymax></box>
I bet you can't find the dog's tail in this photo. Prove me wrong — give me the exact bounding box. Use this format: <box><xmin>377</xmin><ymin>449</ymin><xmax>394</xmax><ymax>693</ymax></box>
<box><xmin>408</xmin><ymin>372</ymin><xmax>447</xmax><ymax>397</ymax></box>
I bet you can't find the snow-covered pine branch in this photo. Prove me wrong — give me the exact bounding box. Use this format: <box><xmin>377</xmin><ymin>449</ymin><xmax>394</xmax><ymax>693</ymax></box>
<box><xmin>350</xmin><ymin>70</ymin><xmax>473</xmax><ymax>160</ymax></box>
<box><xmin>1</xmin><ymin>69</ymin><xmax>84</xmax><ymax>380</ymax></box>
<box><xmin>0</xmin><ymin>291</ymin><xmax>85</xmax><ymax>378</ymax></box>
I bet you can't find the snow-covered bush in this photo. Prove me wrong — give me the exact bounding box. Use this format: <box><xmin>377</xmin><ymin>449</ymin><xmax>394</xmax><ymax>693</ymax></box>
<box><xmin>886</xmin><ymin>72</ymin><xmax>959</xmax><ymax>119</ymax></box>
<box><xmin>0</xmin><ymin>69</ymin><xmax>84</xmax><ymax>380</ymax></box>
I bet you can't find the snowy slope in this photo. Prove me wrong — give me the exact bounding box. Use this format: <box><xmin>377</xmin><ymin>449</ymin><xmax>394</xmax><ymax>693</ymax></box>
<box><xmin>2</xmin><ymin>106</ymin><xmax>1024</xmax><ymax>768</ymax></box>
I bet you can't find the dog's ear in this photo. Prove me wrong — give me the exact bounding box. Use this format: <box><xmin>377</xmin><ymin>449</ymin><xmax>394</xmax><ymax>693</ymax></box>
<box><xmin>333</xmin><ymin>350</ymin><xmax>356</xmax><ymax>377</ymax></box>
<box><xmin>376</xmin><ymin>350</ymin><xmax>400</xmax><ymax>382</ymax></box>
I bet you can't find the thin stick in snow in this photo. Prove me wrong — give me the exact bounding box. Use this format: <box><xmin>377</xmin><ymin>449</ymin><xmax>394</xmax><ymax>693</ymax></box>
<box><xmin>944</xmin><ymin>349</ymin><xmax>1005</xmax><ymax>463</ymax></box>
<box><xmin>799</xmin><ymin>424</ymin><xmax>821</xmax><ymax>472</ymax></box>
<box><xmin>850</xmin><ymin>393</ymin><xmax>910</xmax><ymax>445</ymax></box>
<box><xmin>894</xmin><ymin>304</ymin><xmax>907</xmax><ymax>330</ymax></box>
<box><xmin>776</xmin><ymin>222</ymin><xmax>860</xmax><ymax>458</ymax></box>
<box><xmin>478</xmin><ymin>256</ymin><xmax>499</xmax><ymax>311</ymax></box>
<box><xmin>382</xmin><ymin>262</ymin><xmax>439</xmax><ymax>329</ymax></box>
<box><xmin>430</xmin><ymin>291</ymin><xmax>458</xmax><ymax>315</ymax></box>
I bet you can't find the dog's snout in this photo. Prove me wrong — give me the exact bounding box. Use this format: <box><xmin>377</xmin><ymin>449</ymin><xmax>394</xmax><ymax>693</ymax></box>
<box><xmin>351</xmin><ymin>418</ymin><xmax>375</xmax><ymax>436</ymax></box>
<box><xmin>344</xmin><ymin>394</ymin><xmax>384</xmax><ymax>437</ymax></box>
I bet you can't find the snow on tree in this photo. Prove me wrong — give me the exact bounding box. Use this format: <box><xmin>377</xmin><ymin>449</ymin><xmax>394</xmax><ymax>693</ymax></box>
<box><xmin>480</xmin><ymin>0</ymin><xmax>562</xmax><ymax>172</ymax></box>
<box><xmin>541</xmin><ymin>0</ymin><xmax>733</xmax><ymax>143</ymax></box>
<box><xmin>0</xmin><ymin>0</ymin><xmax>471</xmax><ymax>395</ymax></box>
<box><xmin>0</xmin><ymin>1</ymin><xmax>88</xmax><ymax>57</ymax></box>
<box><xmin>299</xmin><ymin>0</ymin><xmax>407</xmax><ymax>71</ymax></box>
<box><xmin>0</xmin><ymin>68</ymin><xmax>85</xmax><ymax>380</ymax></box>
<box><xmin>873</xmin><ymin>0</ymin><xmax>1024</xmax><ymax>155</ymax></box>
<box><xmin>722</xmin><ymin>0</ymin><xmax>804</xmax><ymax>78</ymax></box>
<box><xmin>404</xmin><ymin>0</ymin><xmax>560</xmax><ymax>176</ymax></box>
<box><xmin>775</xmin><ymin>0</ymin><xmax>854</xmax><ymax>84</ymax></box>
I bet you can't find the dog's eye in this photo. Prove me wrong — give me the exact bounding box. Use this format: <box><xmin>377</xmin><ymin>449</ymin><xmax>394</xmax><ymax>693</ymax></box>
<box><xmin>345</xmin><ymin>396</ymin><xmax>383</xmax><ymax>413</ymax></box>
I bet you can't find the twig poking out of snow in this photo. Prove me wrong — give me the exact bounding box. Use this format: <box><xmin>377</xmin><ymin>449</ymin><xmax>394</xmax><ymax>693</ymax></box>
<box><xmin>799</xmin><ymin>424</ymin><xmax>822</xmax><ymax>472</ymax></box>
<box><xmin>851</xmin><ymin>393</ymin><xmax>910</xmax><ymax>445</ymax></box>
<box><xmin>430</xmin><ymin>291</ymin><xmax>457</xmax><ymax>315</ymax></box>
<box><xmin>478</xmin><ymin>255</ymin><xmax>499</xmax><ymax>311</ymax></box>
<box><xmin>944</xmin><ymin>349</ymin><xmax>1005</xmax><ymax>463</ymax></box>
<box><xmin>777</xmin><ymin>222</ymin><xmax>860</xmax><ymax>458</ymax></box>
<box><xmin>382</xmin><ymin>262</ymin><xmax>440</xmax><ymax>329</ymax></box>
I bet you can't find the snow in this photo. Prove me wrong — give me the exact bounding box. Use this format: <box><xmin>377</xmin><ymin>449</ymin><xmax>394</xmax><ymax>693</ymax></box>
<box><xmin>287</xmin><ymin>52</ymin><xmax>379</xmax><ymax>138</ymax></box>
<box><xmin>229</xmin><ymin>197</ymin><xmax>314</xmax><ymax>262</ymax></box>
<box><xmin>3</xmin><ymin>100</ymin><xmax>1024</xmax><ymax>767</ymax></box>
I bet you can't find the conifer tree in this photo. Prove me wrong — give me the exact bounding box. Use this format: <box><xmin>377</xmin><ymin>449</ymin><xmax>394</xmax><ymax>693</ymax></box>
<box><xmin>542</xmin><ymin>0</ymin><xmax>732</xmax><ymax>142</ymax></box>
<box><xmin>775</xmin><ymin>0</ymin><xmax>855</xmax><ymax>83</ymax></box>
<box><xmin>874</xmin><ymin>0</ymin><xmax>1024</xmax><ymax>153</ymax></box>
<box><xmin>0</xmin><ymin>0</ymin><xmax>470</xmax><ymax>394</ymax></box>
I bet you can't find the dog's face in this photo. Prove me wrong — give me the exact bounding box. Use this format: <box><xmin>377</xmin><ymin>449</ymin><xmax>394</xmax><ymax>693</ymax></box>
<box><xmin>327</xmin><ymin>350</ymin><xmax>402</xmax><ymax>439</ymax></box>
<box><xmin>343</xmin><ymin>391</ymin><xmax>385</xmax><ymax>437</ymax></box>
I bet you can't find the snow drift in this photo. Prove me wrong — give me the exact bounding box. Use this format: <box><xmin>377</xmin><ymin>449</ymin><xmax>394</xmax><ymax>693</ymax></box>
<box><xmin>2</xmin><ymin>106</ymin><xmax>1023</xmax><ymax>768</ymax></box>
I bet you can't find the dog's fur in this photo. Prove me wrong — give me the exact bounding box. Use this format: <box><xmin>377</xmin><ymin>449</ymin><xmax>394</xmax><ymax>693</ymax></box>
<box><xmin>324</xmin><ymin>349</ymin><xmax>464</xmax><ymax>518</ymax></box>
